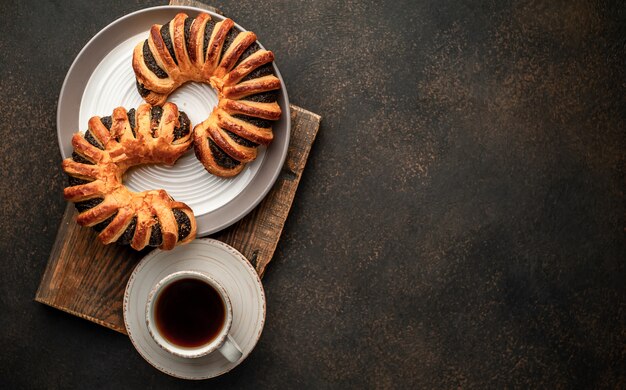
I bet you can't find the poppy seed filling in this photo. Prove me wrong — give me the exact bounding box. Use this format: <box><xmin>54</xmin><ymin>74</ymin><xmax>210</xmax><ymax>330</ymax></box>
<box><xmin>143</xmin><ymin>40</ymin><xmax>168</xmax><ymax>78</ymax></box>
<box><xmin>132</xmin><ymin>12</ymin><xmax>282</xmax><ymax>177</ymax></box>
<box><xmin>63</xmin><ymin>104</ymin><xmax>196</xmax><ymax>250</ymax></box>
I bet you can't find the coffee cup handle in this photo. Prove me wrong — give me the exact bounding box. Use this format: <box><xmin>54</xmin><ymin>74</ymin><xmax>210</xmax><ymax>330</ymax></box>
<box><xmin>219</xmin><ymin>334</ymin><xmax>243</xmax><ymax>363</ymax></box>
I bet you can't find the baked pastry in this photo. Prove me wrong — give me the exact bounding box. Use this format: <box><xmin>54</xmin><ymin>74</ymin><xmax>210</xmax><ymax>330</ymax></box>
<box><xmin>62</xmin><ymin>103</ymin><xmax>197</xmax><ymax>251</ymax></box>
<box><xmin>132</xmin><ymin>12</ymin><xmax>281</xmax><ymax>177</ymax></box>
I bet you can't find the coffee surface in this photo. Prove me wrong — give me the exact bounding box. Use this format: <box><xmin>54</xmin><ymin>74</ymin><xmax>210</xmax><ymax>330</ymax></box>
<box><xmin>155</xmin><ymin>278</ymin><xmax>225</xmax><ymax>348</ymax></box>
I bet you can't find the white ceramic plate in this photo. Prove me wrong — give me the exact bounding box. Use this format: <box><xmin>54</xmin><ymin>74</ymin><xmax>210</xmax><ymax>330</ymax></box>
<box><xmin>57</xmin><ymin>5</ymin><xmax>290</xmax><ymax>235</ymax></box>
<box><xmin>123</xmin><ymin>239</ymin><xmax>266</xmax><ymax>379</ymax></box>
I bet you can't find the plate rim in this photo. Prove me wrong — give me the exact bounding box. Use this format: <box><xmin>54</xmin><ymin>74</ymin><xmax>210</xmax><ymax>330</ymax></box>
<box><xmin>57</xmin><ymin>5</ymin><xmax>291</xmax><ymax>236</ymax></box>
<box><xmin>123</xmin><ymin>237</ymin><xmax>266</xmax><ymax>380</ymax></box>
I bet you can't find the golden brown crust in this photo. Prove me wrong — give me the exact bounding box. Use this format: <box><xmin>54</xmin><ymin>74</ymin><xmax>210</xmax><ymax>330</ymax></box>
<box><xmin>62</xmin><ymin>160</ymin><xmax>100</xmax><ymax>179</ymax></box>
<box><xmin>99</xmin><ymin>208</ymin><xmax>134</xmax><ymax>244</ymax></box>
<box><xmin>192</xmin><ymin>123</ymin><xmax>245</xmax><ymax>177</ymax></box>
<box><xmin>62</xmin><ymin>103</ymin><xmax>197</xmax><ymax>251</ymax></box>
<box><xmin>222</xmin><ymin>75</ymin><xmax>281</xmax><ymax>100</ymax></box>
<box><xmin>76</xmin><ymin>200</ymin><xmax>119</xmax><ymax>226</ymax></box>
<box><xmin>222</xmin><ymin>50</ymin><xmax>275</xmax><ymax>87</ymax></box>
<box><xmin>204</xmin><ymin>19</ymin><xmax>234</xmax><ymax>78</ymax></box>
<box><xmin>220</xmin><ymin>99</ymin><xmax>281</xmax><ymax>121</ymax></box>
<box><xmin>216</xmin><ymin>110</ymin><xmax>273</xmax><ymax>144</ymax></box>
<box><xmin>72</xmin><ymin>135</ymin><xmax>103</xmax><ymax>163</ymax></box>
<box><xmin>132</xmin><ymin>12</ymin><xmax>282</xmax><ymax>178</ymax></box>
<box><xmin>63</xmin><ymin>181</ymin><xmax>104</xmax><ymax>203</ymax></box>
<box><xmin>188</xmin><ymin>13</ymin><xmax>210</xmax><ymax>65</ymax></box>
<box><xmin>172</xmin><ymin>14</ymin><xmax>194</xmax><ymax>77</ymax></box>
<box><xmin>207</xmin><ymin>124</ymin><xmax>257</xmax><ymax>163</ymax></box>
<box><xmin>214</xmin><ymin>31</ymin><xmax>257</xmax><ymax>79</ymax></box>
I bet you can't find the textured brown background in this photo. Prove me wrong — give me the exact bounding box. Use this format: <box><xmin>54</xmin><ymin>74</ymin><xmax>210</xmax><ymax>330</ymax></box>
<box><xmin>0</xmin><ymin>0</ymin><xmax>624</xmax><ymax>388</ymax></box>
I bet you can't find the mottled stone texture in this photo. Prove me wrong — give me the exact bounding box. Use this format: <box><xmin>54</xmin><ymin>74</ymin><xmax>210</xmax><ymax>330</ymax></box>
<box><xmin>0</xmin><ymin>0</ymin><xmax>624</xmax><ymax>388</ymax></box>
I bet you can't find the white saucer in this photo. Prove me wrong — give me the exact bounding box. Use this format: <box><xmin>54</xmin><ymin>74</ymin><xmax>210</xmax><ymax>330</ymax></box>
<box><xmin>123</xmin><ymin>239</ymin><xmax>266</xmax><ymax>379</ymax></box>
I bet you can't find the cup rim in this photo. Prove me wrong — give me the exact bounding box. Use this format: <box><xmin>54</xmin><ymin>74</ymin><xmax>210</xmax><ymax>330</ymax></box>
<box><xmin>145</xmin><ymin>270</ymin><xmax>233</xmax><ymax>359</ymax></box>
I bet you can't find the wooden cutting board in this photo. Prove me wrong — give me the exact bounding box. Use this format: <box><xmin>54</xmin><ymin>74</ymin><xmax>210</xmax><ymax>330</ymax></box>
<box><xmin>36</xmin><ymin>104</ymin><xmax>320</xmax><ymax>334</ymax></box>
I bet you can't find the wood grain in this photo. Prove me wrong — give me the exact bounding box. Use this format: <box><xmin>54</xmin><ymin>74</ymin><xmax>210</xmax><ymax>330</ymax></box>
<box><xmin>214</xmin><ymin>106</ymin><xmax>321</xmax><ymax>277</ymax></box>
<box><xmin>36</xmin><ymin>105</ymin><xmax>320</xmax><ymax>334</ymax></box>
<box><xmin>169</xmin><ymin>0</ymin><xmax>222</xmax><ymax>14</ymax></box>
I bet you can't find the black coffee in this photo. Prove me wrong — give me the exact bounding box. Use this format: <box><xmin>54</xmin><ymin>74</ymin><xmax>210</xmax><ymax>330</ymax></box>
<box><xmin>155</xmin><ymin>278</ymin><xmax>226</xmax><ymax>348</ymax></box>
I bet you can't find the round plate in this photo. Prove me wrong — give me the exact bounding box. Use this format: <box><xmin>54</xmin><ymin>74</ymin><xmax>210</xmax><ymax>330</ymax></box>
<box><xmin>57</xmin><ymin>5</ymin><xmax>291</xmax><ymax>236</ymax></box>
<box><xmin>123</xmin><ymin>238</ymin><xmax>266</xmax><ymax>379</ymax></box>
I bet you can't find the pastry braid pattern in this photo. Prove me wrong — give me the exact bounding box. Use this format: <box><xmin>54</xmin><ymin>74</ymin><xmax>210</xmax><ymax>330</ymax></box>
<box><xmin>132</xmin><ymin>12</ymin><xmax>282</xmax><ymax>177</ymax></box>
<box><xmin>62</xmin><ymin>103</ymin><xmax>197</xmax><ymax>251</ymax></box>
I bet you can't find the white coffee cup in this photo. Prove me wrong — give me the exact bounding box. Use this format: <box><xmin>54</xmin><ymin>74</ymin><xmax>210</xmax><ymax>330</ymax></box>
<box><xmin>145</xmin><ymin>270</ymin><xmax>243</xmax><ymax>362</ymax></box>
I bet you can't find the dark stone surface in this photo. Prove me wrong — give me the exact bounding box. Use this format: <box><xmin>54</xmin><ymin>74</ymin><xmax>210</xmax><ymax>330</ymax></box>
<box><xmin>0</xmin><ymin>0</ymin><xmax>624</xmax><ymax>388</ymax></box>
